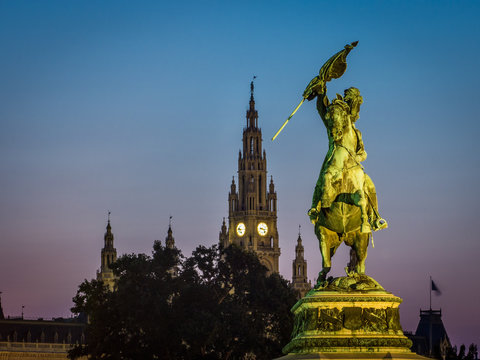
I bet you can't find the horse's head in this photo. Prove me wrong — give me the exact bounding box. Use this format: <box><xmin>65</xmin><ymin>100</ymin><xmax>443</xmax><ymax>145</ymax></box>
<box><xmin>344</xmin><ymin>87</ymin><xmax>363</xmax><ymax>123</ymax></box>
<box><xmin>326</xmin><ymin>99</ymin><xmax>350</xmax><ymax>143</ymax></box>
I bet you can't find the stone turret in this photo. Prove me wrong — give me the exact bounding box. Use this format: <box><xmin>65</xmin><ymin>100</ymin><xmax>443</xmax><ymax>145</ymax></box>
<box><xmin>96</xmin><ymin>212</ymin><xmax>117</xmax><ymax>291</ymax></box>
<box><xmin>219</xmin><ymin>217</ymin><xmax>228</xmax><ymax>248</ymax></box>
<box><xmin>165</xmin><ymin>224</ymin><xmax>175</xmax><ymax>249</ymax></box>
<box><xmin>164</xmin><ymin>221</ymin><xmax>178</xmax><ymax>277</ymax></box>
<box><xmin>291</xmin><ymin>227</ymin><xmax>311</xmax><ymax>298</ymax></box>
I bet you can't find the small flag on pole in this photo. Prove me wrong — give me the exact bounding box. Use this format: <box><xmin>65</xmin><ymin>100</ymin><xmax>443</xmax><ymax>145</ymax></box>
<box><xmin>431</xmin><ymin>279</ymin><xmax>442</xmax><ymax>295</ymax></box>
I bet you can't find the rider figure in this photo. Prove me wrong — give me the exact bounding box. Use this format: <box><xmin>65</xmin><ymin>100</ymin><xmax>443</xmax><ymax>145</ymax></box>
<box><xmin>307</xmin><ymin>81</ymin><xmax>387</xmax><ymax>231</ymax></box>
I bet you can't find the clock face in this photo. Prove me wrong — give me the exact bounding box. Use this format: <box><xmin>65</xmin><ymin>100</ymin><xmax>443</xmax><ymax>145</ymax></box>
<box><xmin>236</xmin><ymin>223</ymin><xmax>246</xmax><ymax>236</ymax></box>
<box><xmin>257</xmin><ymin>222</ymin><xmax>268</xmax><ymax>236</ymax></box>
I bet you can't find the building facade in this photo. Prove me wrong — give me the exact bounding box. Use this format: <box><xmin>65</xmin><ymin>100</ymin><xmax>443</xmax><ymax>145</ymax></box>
<box><xmin>0</xmin><ymin>315</ymin><xmax>86</xmax><ymax>360</ymax></box>
<box><xmin>220</xmin><ymin>82</ymin><xmax>280</xmax><ymax>274</ymax></box>
<box><xmin>406</xmin><ymin>308</ymin><xmax>452</xmax><ymax>359</ymax></box>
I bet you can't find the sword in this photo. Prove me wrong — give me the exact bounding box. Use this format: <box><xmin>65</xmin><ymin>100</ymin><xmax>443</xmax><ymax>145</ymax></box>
<box><xmin>271</xmin><ymin>97</ymin><xmax>306</xmax><ymax>141</ymax></box>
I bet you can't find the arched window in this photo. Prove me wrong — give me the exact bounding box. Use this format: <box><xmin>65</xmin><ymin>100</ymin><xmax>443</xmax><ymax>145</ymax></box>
<box><xmin>250</xmin><ymin>137</ymin><xmax>254</xmax><ymax>155</ymax></box>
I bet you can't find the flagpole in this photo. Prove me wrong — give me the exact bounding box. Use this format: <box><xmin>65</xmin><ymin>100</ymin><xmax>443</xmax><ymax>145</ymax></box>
<box><xmin>429</xmin><ymin>276</ymin><xmax>432</xmax><ymax>357</ymax></box>
<box><xmin>429</xmin><ymin>275</ymin><xmax>432</xmax><ymax>310</ymax></box>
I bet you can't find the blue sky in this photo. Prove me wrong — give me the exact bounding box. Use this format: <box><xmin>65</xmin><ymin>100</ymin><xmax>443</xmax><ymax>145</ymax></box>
<box><xmin>1</xmin><ymin>0</ymin><xmax>479</xmax><ymax>347</ymax></box>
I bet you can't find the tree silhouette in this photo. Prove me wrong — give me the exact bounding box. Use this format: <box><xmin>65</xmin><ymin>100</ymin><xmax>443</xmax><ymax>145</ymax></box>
<box><xmin>69</xmin><ymin>243</ymin><xmax>297</xmax><ymax>360</ymax></box>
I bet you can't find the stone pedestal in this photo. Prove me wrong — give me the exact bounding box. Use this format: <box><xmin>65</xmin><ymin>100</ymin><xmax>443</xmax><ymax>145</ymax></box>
<box><xmin>276</xmin><ymin>277</ymin><xmax>429</xmax><ymax>360</ymax></box>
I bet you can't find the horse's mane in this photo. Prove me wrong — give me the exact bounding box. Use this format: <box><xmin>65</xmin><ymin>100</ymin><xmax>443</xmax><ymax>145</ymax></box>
<box><xmin>330</xmin><ymin>98</ymin><xmax>350</xmax><ymax>112</ymax></box>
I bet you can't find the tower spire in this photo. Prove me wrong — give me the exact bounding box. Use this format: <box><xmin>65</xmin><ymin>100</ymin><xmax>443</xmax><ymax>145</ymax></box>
<box><xmin>166</xmin><ymin>216</ymin><xmax>175</xmax><ymax>249</ymax></box>
<box><xmin>97</xmin><ymin>213</ymin><xmax>117</xmax><ymax>291</ymax></box>
<box><xmin>106</xmin><ymin>211</ymin><xmax>111</xmax><ymax>232</ymax></box>
<box><xmin>247</xmin><ymin>77</ymin><xmax>258</xmax><ymax>128</ymax></box>
<box><xmin>105</xmin><ymin>212</ymin><xmax>113</xmax><ymax>248</ymax></box>
<box><xmin>250</xmin><ymin>76</ymin><xmax>256</xmax><ymax>102</ymax></box>
<box><xmin>164</xmin><ymin>220</ymin><xmax>179</xmax><ymax>276</ymax></box>
<box><xmin>296</xmin><ymin>225</ymin><xmax>304</xmax><ymax>255</ymax></box>
<box><xmin>219</xmin><ymin>217</ymin><xmax>228</xmax><ymax>248</ymax></box>
<box><xmin>292</xmin><ymin>228</ymin><xmax>311</xmax><ymax>298</ymax></box>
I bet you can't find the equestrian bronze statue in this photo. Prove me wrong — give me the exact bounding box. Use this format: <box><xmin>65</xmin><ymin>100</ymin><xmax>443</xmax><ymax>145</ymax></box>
<box><xmin>274</xmin><ymin>42</ymin><xmax>388</xmax><ymax>288</ymax></box>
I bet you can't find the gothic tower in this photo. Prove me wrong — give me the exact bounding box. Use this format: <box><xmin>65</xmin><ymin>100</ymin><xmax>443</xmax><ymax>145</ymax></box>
<box><xmin>291</xmin><ymin>226</ymin><xmax>311</xmax><ymax>298</ymax></box>
<box><xmin>219</xmin><ymin>217</ymin><xmax>228</xmax><ymax>247</ymax></box>
<box><xmin>164</xmin><ymin>220</ymin><xmax>179</xmax><ymax>276</ymax></box>
<box><xmin>165</xmin><ymin>223</ymin><xmax>175</xmax><ymax>249</ymax></box>
<box><xmin>221</xmin><ymin>81</ymin><xmax>280</xmax><ymax>274</ymax></box>
<box><xmin>97</xmin><ymin>212</ymin><xmax>117</xmax><ymax>291</ymax></box>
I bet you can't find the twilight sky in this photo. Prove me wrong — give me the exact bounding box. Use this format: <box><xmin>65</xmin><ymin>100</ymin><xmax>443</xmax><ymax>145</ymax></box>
<box><xmin>0</xmin><ymin>0</ymin><xmax>479</xmax><ymax>347</ymax></box>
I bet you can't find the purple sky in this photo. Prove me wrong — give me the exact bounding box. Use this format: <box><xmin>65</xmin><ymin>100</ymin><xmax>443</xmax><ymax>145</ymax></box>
<box><xmin>1</xmin><ymin>0</ymin><xmax>479</xmax><ymax>347</ymax></box>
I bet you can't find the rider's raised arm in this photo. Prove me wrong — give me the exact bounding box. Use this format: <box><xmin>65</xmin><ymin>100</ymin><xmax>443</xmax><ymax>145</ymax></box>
<box><xmin>304</xmin><ymin>77</ymin><xmax>329</xmax><ymax>125</ymax></box>
<box><xmin>316</xmin><ymin>90</ymin><xmax>329</xmax><ymax>125</ymax></box>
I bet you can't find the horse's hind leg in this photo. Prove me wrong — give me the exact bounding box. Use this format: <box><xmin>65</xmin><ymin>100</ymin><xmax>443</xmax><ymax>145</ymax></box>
<box><xmin>352</xmin><ymin>232</ymin><xmax>369</xmax><ymax>274</ymax></box>
<box><xmin>315</xmin><ymin>226</ymin><xmax>339</xmax><ymax>287</ymax></box>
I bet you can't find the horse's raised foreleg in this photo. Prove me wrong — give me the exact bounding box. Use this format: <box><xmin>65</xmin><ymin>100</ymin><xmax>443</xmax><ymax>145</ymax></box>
<box><xmin>364</xmin><ymin>175</ymin><xmax>388</xmax><ymax>231</ymax></box>
<box><xmin>320</xmin><ymin>172</ymin><xmax>337</xmax><ymax>208</ymax></box>
<box><xmin>352</xmin><ymin>189</ymin><xmax>371</xmax><ymax>233</ymax></box>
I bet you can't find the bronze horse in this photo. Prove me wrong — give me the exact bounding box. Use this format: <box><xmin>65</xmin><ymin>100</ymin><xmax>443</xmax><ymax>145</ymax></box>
<box><xmin>309</xmin><ymin>99</ymin><xmax>377</xmax><ymax>287</ymax></box>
